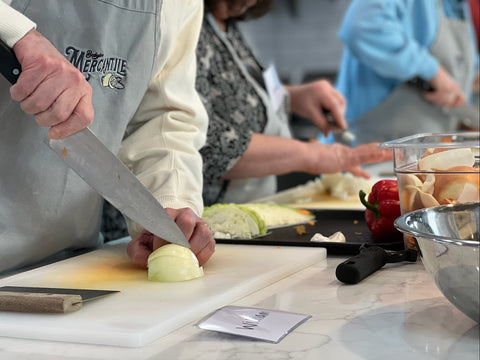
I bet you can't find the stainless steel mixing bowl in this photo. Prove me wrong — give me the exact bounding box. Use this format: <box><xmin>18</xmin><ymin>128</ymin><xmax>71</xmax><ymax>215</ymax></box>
<box><xmin>395</xmin><ymin>202</ymin><xmax>479</xmax><ymax>322</ymax></box>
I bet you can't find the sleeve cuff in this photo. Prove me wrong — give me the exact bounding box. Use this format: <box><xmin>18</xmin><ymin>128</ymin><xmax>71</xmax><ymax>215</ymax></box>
<box><xmin>0</xmin><ymin>2</ymin><xmax>36</xmax><ymax>47</ymax></box>
<box><xmin>417</xmin><ymin>56</ymin><xmax>439</xmax><ymax>81</ymax></box>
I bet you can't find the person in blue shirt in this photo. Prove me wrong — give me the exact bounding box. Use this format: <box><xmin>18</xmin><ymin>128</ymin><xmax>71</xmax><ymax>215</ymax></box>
<box><xmin>324</xmin><ymin>0</ymin><xmax>478</xmax><ymax>145</ymax></box>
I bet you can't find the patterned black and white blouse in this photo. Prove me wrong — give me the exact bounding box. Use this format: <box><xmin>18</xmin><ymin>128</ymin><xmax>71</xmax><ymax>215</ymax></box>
<box><xmin>196</xmin><ymin>16</ymin><xmax>271</xmax><ymax>206</ymax></box>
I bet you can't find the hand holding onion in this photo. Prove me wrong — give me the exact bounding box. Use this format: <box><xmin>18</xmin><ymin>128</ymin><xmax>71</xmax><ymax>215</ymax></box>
<box><xmin>127</xmin><ymin>208</ymin><xmax>215</xmax><ymax>280</ymax></box>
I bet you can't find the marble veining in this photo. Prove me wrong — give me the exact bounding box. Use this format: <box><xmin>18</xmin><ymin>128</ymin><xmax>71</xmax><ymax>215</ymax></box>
<box><xmin>0</xmin><ymin>257</ymin><xmax>478</xmax><ymax>360</ymax></box>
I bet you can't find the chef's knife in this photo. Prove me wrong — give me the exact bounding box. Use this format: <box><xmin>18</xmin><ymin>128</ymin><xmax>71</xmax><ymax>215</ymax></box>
<box><xmin>0</xmin><ymin>40</ymin><xmax>190</xmax><ymax>248</ymax></box>
<box><xmin>0</xmin><ymin>286</ymin><xmax>119</xmax><ymax>313</ymax></box>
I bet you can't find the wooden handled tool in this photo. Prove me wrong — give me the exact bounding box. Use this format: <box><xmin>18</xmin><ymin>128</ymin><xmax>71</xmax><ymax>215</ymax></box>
<box><xmin>0</xmin><ymin>286</ymin><xmax>119</xmax><ymax>313</ymax></box>
<box><xmin>0</xmin><ymin>291</ymin><xmax>82</xmax><ymax>313</ymax></box>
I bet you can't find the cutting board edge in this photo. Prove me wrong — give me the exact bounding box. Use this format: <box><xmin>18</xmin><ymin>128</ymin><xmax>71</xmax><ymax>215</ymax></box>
<box><xmin>0</xmin><ymin>246</ymin><xmax>327</xmax><ymax>348</ymax></box>
<box><xmin>137</xmin><ymin>247</ymin><xmax>327</xmax><ymax>347</ymax></box>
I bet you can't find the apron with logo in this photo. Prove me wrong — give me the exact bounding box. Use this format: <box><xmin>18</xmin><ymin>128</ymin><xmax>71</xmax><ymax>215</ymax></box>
<box><xmin>349</xmin><ymin>0</ymin><xmax>476</xmax><ymax>145</ymax></box>
<box><xmin>0</xmin><ymin>0</ymin><xmax>160</xmax><ymax>273</ymax></box>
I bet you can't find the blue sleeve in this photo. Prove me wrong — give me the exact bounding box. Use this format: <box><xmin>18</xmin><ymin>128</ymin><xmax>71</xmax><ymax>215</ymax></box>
<box><xmin>339</xmin><ymin>0</ymin><xmax>439</xmax><ymax>81</ymax></box>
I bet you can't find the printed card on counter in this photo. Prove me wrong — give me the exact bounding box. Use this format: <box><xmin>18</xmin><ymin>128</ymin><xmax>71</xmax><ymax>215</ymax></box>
<box><xmin>196</xmin><ymin>305</ymin><xmax>311</xmax><ymax>343</ymax></box>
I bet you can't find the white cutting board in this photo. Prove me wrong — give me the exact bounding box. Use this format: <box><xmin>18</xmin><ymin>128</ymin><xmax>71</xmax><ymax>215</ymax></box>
<box><xmin>0</xmin><ymin>241</ymin><xmax>326</xmax><ymax>347</ymax></box>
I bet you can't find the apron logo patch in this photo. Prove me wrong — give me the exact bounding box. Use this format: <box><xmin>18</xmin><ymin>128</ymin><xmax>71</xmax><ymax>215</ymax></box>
<box><xmin>101</xmin><ymin>73</ymin><xmax>125</xmax><ymax>89</ymax></box>
<box><xmin>64</xmin><ymin>46</ymin><xmax>126</xmax><ymax>90</ymax></box>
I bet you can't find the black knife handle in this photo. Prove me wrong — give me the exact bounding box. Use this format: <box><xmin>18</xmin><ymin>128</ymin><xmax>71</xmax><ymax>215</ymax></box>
<box><xmin>0</xmin><ymin>39</ymin><xmax>21</xmax><ymax>84</ymax></box>
<box><xmin>406</xmin><ymin>77</ymin><xmax>434</xmax><ymax>92</ymax></box>
<box><xmin>335</xmin><ymin>246</ymin><xmax>388</xmax><ymax>284</ymax></box>
<box><xmin>322</xmin><ymin>108</ymin><xmax>335</xmax><ymax>124</ymax></box>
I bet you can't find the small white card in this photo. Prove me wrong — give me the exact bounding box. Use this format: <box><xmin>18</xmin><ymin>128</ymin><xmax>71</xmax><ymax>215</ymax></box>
<box><xmin>263</xmin><ymin>64</ymin><xmax>286</xmax><ymax>112</ymax></box>
<box><xmin>197</xmin><ymin>305</ymin><xmax>311</xmax><ymax>343</ymax></box>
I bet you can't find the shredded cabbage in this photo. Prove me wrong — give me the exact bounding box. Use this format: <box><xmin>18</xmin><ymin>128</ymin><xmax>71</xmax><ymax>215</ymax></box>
<box><xmin>203</xmin><ymin>203</ymin><xmax>314</xmax><ymax>239</ymax></box>
<box><xmin>202</xmin><ymin>203</ymin><xmax>267</xmax><ymax>239</ymax></box>
<box><xmin>239</xmin><ymin>203</ymin><xmax>314</xmax><ymax>227</ymax></box>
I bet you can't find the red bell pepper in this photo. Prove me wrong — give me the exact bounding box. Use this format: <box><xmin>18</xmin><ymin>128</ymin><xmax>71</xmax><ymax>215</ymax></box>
<box><xmin>359</xmin><ymin>179</ymin><xmax>403</xmax><ymax>242</ymax></box>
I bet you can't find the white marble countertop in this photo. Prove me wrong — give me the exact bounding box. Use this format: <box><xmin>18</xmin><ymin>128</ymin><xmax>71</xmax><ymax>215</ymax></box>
<box><xmin>0</xmin><ymin>253</ymin><xmax>478</xmax><ymax>360</ymax></box>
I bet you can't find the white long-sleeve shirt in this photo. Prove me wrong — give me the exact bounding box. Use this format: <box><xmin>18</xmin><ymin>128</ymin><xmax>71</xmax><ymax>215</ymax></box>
<box><xmin>0</xmin><ymin>1</ymin><xmax>36</xmax><ymax>47</ymax></box>
<box><xmin>118</xmin><ymin>0</ymin><xmax>208</xmax><ymax>236</ymax></box>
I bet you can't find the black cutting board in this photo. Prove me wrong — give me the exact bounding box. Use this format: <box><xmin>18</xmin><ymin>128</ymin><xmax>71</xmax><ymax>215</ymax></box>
<box><xmin>215</xmin><ymin>209</ymin><xmax>404</xmax><ymax>255</ymax></box>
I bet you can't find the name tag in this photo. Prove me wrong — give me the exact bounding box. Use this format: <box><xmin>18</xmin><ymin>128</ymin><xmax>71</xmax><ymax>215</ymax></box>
<box><xmin>263</xmin><ymin>64</ymin><xmax>286</xmax><ymax>112</ymax></box>
<box><xmin>197</xmin><ymin>305</ymin><xmax>311</xmax><ymax>343</ymax></box>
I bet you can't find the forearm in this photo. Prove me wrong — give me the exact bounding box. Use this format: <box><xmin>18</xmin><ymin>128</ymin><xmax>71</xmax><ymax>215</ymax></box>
<box><xmin>224</xmin><ymin>137</ymin><xmax>393</xmax><ymax>180</ymax></box>
<box><xmin>0</xmin><ymin>2</ymin><xmax>36</xmax><ymax>47</ymax></box>
<box><xmin>223</xmin><ymin>133</ymin><xmax>309</xmax><ymax>179</ymax></box>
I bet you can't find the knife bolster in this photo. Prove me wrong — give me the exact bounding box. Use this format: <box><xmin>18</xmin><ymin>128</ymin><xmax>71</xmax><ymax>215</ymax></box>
<box><xmin>0</xmin><ymin>292</ymin><xmax>82</xmax><ymax>313</ymax></box>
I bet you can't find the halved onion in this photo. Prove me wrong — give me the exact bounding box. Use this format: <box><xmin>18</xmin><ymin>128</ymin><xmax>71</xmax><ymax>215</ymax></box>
<box><xmin>147</xmin><ymin>244</ymin><xmax>204</xmax><ymax>282</ymax></box>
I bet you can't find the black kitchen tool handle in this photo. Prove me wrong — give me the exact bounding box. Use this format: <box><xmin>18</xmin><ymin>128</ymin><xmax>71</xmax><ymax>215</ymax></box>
<box><xmin>387</xmin><ymin>248</ymin><xmax>417</xmax><ymax>263</ymax></box>
<box><xmin>322</xmin><ymin>108</ymin><xmax>335</xmax><ymax>124</ymax></box>
<box><xmin>0</xmin><ymin>39</ymin><xmax>21</xmax><ymax>84</ymax></box>
<box><xmin>407</xmin><ymin>77</ymin><xmax>434</xmax><ymax>92</ymax></box>
<box><xmin>335</xmin><ymin>246</ymin><xmax>388</xmax><ymax>284</ymax></box>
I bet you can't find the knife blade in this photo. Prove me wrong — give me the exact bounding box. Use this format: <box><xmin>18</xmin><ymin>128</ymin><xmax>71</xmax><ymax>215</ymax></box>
<box><xmin>0</xmin><ymin>286</ymin><xmax>119</xmax><ymax>313</ymax></box>
<box><xmin>0</xmin><ymin>40</ymin><xmax>190</xmax><ymax>248</ymax></box>
<box><xmin>46</xmin><ymin>128</ymin><xmax>190</xmax><ymax>248</ymax></box>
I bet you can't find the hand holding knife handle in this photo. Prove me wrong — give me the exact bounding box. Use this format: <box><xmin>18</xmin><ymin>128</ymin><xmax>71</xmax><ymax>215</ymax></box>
<box><xmin>0</xmin><ymin>39</ymin><xmax>21</xmax><ymax>84</ymax></box>
<box><xmin>406</xmin><ymin>77</ymin><xmax>435</xmax><ymax>92</ymax></box>
<box><xmin>323</xmin><ymin>108</ymin><xmax>356</xmax><ymax>146</ymax></box>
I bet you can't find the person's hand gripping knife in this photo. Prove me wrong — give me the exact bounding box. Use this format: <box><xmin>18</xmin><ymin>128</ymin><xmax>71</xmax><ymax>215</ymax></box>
<box><xmin>9</xmin><ymin>30</ymin><xmax>216</xmax><ymax>268</ymax></box>
<box><xmin>279</xmin><ymin>81</ymin><xmax>392</xmax><ymax>178</ymax></box>
<box><xmin>285</xmin><ymin>79</ymin><xmax>348</xmax><ymax>137</ymax></box>
<box><xmin>127</xmin><ymin>208</ymin><xmax>215</xmax><ymax>269</ymax></box>
<box><xmin>10</xmin><ymin>29</ymin><xmax>94</xmax><ymax>139</ymax></box>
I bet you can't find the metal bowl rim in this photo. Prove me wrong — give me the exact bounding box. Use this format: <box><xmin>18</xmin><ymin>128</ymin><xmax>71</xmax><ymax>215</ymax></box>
<box><xmin>394</xmin><ymin>202</ymin><xmax>480</xmax><ymax>247</ymax></box>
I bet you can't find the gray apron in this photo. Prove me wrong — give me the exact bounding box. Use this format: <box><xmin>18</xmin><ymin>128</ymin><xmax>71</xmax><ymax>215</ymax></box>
<box><xmin>206</xmin><ymin>15</ymin><xmax>291</xmax><ymax>203</ymax></box>
<box><xmin>349</xmin><ymin>0</ymin><xmax>476</xmax><ymax>145</ymax></box>
<box><xmin>0</xmin><ymin>0</ymin><xmax>160</xmax><ymax>273</ymax></box>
